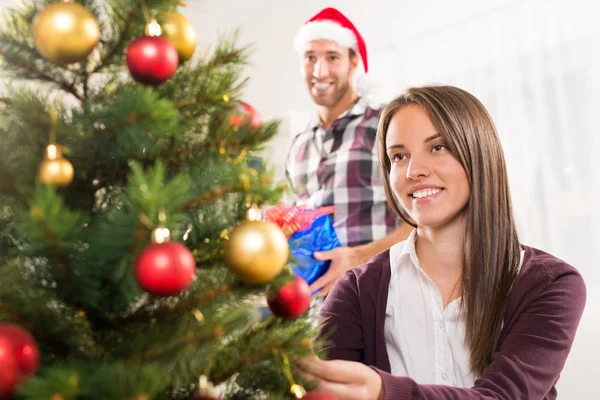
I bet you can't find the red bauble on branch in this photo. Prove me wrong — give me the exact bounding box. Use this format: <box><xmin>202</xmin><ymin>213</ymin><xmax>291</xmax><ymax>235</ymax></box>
<box><xmin>0</xmin><ymin>324</ymin><xmax>40</xmax><ymax>375</ymax></box>
<box><xmin>135</xmin><ymin>227</ymin><xmax>196</xmax><ymax>297</ymax></box>
<box><xmin>0</xmin><ymin>324</ymin><xmax>40</xmax><ymax>397</ymax></box>
<box><xmin>127</xmin><ymin>20</ymin><xmax>179</xmax><ymax>85</ymax></box>
<box><xmin>229</xmin><ymin>102</ymin><xmax>261</xmax><ymax>129</ymax></box>
<box><xmin>0</xmin><ymin>336</ymin><xmax>19</xmax><ymax>398</ymax></box>
<box><xmin>267</xmin><ymin>276</ymin><xmax>311</xmax><ymax>319</ymax></box>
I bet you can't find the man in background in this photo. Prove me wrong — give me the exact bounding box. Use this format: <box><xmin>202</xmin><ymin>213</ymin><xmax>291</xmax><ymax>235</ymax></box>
<box><xmin>287</xmin><ymin>8</ymin><xmax>412</xmax><ymax>296</ymax></box>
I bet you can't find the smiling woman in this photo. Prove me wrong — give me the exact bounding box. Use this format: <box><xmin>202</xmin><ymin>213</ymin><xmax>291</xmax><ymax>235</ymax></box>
<box><xmin>300</xmin><ymin>85</ymin><xmax>587</xmax><ymax>400</ymax></box>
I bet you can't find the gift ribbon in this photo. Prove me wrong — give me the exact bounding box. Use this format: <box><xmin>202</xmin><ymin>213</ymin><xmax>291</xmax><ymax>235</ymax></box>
<box><xmin>265</xmin><ymin>204</ymin><xmax>336</xmax><ymax>238</ymax></box>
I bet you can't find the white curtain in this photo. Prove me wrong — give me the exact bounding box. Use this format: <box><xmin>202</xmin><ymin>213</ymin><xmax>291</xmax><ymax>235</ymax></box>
<box><xmin>373</xmin><ymin>1</ymin><xmax>599</xmax><ymax>396</ymax></box>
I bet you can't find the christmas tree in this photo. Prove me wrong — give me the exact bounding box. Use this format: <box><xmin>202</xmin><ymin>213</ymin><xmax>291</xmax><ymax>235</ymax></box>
<box><xmin>0</xmin><ymin>1</ymin><xmax>318</xmax><ymax>399</ymax></box>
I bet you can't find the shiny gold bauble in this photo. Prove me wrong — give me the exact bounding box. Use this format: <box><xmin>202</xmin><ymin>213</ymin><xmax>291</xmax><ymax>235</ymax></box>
<box><xmin>224</xmin><ymin>220</ymin><xmax>289</xmax><ymax>285</ymax></box>
<box><xmin>157</xmin><ymin>12</ymin><xmax>197</xmax><ymax>62</ymax></box>
<box><xmin>32</xmin><ymin>1</ymin><xmax>100</xmax><ymax>64</ymax></box>
<box><xmin>39</xmin><ymin>157</ymin><xmax>74</xmax><ymax>187</ymax></box>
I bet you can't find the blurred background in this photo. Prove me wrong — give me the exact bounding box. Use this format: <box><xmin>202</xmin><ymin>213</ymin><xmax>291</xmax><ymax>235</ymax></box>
<box><xmin>2</xmin><ymin>0</ymin><xmax>598</xmax><ymax>398</ymax></box>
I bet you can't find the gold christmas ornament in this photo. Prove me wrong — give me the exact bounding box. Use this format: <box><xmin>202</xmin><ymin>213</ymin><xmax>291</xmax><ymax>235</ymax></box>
<box><xmin>39</xmin><ymin>144</ymin><xmax>74</xmax><ymax>187</ymax></box>
<box><xmin>156</xmin><ymin>12</ymin><xmax>197</xmax><ymax>62</ymax></box>
<box><xmin>224</xmin><ymin>220</ymin><xmax>289</xmax><ymax>285</ymax></box>
<box><xmin>32</xmin><ymin>1</ymin><xmax>100</xmax><ymax>64</ymax></box>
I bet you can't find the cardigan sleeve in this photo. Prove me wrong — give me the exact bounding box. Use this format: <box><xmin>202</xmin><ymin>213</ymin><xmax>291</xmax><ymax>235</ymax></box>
<box><xmin>317</xmin><ymin>270</ymin><xmax>364</xmax><ymax>363</ymax></box>
<box><xmin>376</xmin><ymin>267</ymin><xmax>586</xmax><ymax>400</ymax></box>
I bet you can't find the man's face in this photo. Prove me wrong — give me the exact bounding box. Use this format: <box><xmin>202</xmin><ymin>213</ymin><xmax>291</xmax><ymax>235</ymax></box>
<box><xmin>301</xmin><ymin>39</ymin><xmax>358</xmax><ymax>108</ymax></box>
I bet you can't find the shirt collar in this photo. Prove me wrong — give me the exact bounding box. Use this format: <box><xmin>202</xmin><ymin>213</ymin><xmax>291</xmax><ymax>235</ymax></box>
<box><xmin>389</xmin><ymin>230</ymin><xmax>526</xmax><ymax>278</ymax></box>
<box><xmin>389</xmin><ymin>228</ymin><xmax>421</xmax><ymax>276</ymax></box>
<box><xmin>308</xmin><ymin>96</ymin><xmax>369</xmax><ymax>130</ymax></box>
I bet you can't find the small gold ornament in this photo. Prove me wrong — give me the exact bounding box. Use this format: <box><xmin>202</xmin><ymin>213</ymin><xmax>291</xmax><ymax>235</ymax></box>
<box><xmin>157</xmin><ymin>12</ymin><xmax>197</xmax><ymax>62</ymax></box>
<box><xmin>38</xmin><ymin>144</ymin><xmax>74</xmax><ymax>187</ymax></box>
<box><xmin>224</xmin><ymin>220</ymin><xmax>289</xmax><ymax>285</ymax></box>
<box><xmin>32</xmin><ymin>0</ymin><xmax>100</xmax><ymax>64</ymax></box>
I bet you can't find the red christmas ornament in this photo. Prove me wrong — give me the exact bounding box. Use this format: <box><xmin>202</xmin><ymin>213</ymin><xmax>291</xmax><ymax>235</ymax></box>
<box><xmin>0</xmin><ymin>324</ymin><xmax>40</xmax><ymax>397</ymax></box>
<box><xmin>303</xmin><ymin>392</ymin><xmax>338</xmax><ymax>400</ymax></box>
<box><xmin>0</xmin><ymin>336</ymin><xmax>19</xmax><ymax>398</ymax></box>
<box><xmin>135</xmin><ymin>239</ymin><xmax>196</xmax><ymax>297</ymax></box>
<box><xmin>267</xmin><ymin>276</ymin><xmax>311</xmax><ymax>319</ymax></box>
<box><xmin>126</xmin><ymin>20</ymin><xmax>179</xmax><ymax>85</ymax></box>
<box><xmin>229</xmin><ymin>102</ymin><xmax>261</xmax><ymax>128</ymax></box>
<box><xmin>126</xmin><ymin>36</ymin><xmax>178</xmax><ymax>85</ymax></box>
<box><xmin>0</xmin><ymin>324</ymin><xmax>40</xmax><ymax>375</ymax></box>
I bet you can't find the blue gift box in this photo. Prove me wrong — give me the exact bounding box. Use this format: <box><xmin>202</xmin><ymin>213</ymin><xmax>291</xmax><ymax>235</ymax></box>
<box><xmin>289</xmin><ymin>214</ymin><xmax>341</xmax><ymax>286</ymax></box>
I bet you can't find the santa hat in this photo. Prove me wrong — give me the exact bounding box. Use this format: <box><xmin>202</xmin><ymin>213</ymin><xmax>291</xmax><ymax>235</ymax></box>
<box><xmin>293</xmin><ymin>8</ymin><xmax>370</xmax><ymax>93</ymax></box>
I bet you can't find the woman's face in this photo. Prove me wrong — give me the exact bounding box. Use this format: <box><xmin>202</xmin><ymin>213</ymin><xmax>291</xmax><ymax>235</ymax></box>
<box><xmin>385</xmin><ymin>105</ymin><xmax>470</xmax><ymax>229</ymax></box>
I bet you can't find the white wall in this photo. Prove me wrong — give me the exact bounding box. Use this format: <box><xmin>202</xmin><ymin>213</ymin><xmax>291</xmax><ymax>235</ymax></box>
<box><xmin>183</xmin><ymin>0</ymin><xmax>520</xmax><ymax>116</ymax></box>
<box><xmin>189</xmin><ymin>0</ymin><xmax>531</xmax><ymax>110</ymax></box>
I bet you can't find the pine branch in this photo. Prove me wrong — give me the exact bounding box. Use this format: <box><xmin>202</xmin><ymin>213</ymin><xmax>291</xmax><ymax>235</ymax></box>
<box><xmin>33</xmin><ymin>210</ymin><xmax>73</xmax><ymax>291</ymax></box>
<box><xmin>101</xmin><ymin>110</ymin><xmax>162</xmax><ymax>138</ymax></box>
<box><xmin>180</xmin><ymin>185</ymin><xmax>246</xmax><ymax>212</ymax></box>
<box><xmin>119</xmin><ymin>282</ymin><xmax>237</xmax><ymax>326</ymax></box>
<box><xmin>0</xmin><ymin>50</ymin><xmax>84</xmax><ymax>101</ymax></box>
<box><xmin>204</xmin><ymin>49</ymin><xmax>245</xmax><ymax>70</ymax></box>
<box><xmin>0</xmin><ymin>168</ymin><xmax>29</xmax><ymax>205</ymax></box>
<box><xmin>175</xmin><ymin>95</ymin><xmax>222</xmax><ymax>109</ymax></box>
<box><xmin>211</xmin><ymin>341</ymin><xmax>303</xmax><ymax>385</ymax></box>
<box><xmin>171</xmin><ymin>140</ymin><xmax>261</xmax><ymax>164</ymax></box>
<box><xmin>125</xmin><ymin>329</ymin><xmax>222</xmax><ymax>366</ymax></box>
<box><xmin>90</xmin><ymin>3</ymin><xmax>140</xmax><ymax>75</ymax></box>
<box><xmin>171</xmin><ymin>119</ymin><xmax>280</xmax><ymax>166</ymax></box>
<box><xmin>0</xmin><ymin>302</ymin><xmax>31</xmax><ymax>328</ymax></box>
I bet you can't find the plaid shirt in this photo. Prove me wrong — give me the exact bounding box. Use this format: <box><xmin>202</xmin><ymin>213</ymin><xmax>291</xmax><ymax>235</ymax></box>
<box><xmin>285</xmin><ymin>97</ymin><xmax>399</xmax><ymax>248</ymax></box>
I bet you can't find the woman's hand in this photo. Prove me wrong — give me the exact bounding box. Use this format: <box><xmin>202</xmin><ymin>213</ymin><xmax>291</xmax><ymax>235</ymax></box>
<box><xmin>298</xmin><ymin>356</ymin><xmax>384</xmax><ymax>400</ymax></box>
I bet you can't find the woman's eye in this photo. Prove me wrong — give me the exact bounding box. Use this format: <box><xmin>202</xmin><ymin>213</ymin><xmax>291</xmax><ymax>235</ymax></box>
<box><xmin>391</xmin><ymin>153</ymin><xmax>405</xmax><ymax>162</ymax></box>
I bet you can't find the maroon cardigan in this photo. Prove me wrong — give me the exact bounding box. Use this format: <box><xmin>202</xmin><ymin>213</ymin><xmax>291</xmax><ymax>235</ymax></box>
<box><xmin>318</xmin><ymin>246</ymin><xmax>586</xmax><ymax>399</ymax></box>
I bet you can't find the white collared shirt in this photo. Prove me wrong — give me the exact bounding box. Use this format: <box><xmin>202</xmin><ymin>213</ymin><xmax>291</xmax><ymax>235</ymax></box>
<box><xmin>385</xmin><ymin>230</ymin><xmax>524</xmax><ymax>386</ymax></box>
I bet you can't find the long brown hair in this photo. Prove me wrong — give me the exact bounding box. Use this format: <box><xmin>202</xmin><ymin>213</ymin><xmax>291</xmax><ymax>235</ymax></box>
<box><xmin>377</xmin><ymin>86</ymin><xmax>521</xmax><ymax>376</ymax></box>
